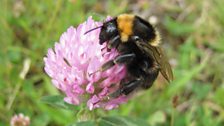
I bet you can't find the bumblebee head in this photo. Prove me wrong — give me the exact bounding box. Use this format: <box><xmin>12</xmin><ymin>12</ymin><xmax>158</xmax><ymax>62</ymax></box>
<box><xmin>84</xmin><ymin>19</ymin><xmax>118</xmax><ymax>45</ymax></box>
<box><xmin>99</xmin><ymin>19</ymin><xmax>118</xmax><ymax>45</ymax></box>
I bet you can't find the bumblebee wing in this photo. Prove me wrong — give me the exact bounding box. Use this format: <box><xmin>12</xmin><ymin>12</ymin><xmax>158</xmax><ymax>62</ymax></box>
<box><xmin>154</xmin><ymin>46</ymin><xmax>174</xmax><ymax>82</ymax></box>
<box><xmin>136</xmin><ymin>41</ymin><xmax>173</xmax><ymax>82</ymax></box>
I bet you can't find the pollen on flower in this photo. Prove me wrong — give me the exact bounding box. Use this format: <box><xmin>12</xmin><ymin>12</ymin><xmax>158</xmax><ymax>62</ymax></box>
<box><xmin>44</xmin><ymin>17</ymin><xmax>128</xmax><ymax>110</ymax></box>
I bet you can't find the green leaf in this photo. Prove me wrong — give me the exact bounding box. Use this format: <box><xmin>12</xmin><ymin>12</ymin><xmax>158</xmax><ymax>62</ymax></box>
<box><xmin>68</xmin><ymin>120</ymin><xmax>95</xmax><ymax>126</ymax></box>
<box><xmin>168</xmin><ymin>51</ymin><xmax>209</xmax><ymax>95</ymax></box>
<box><xmin>148</xmin><ymin>111</ymin><xmax>166</xmax><ymax>125</ymax></box>
<box><xmin>40</xmin><ymin>95</ymin><xmax>78</xmax><ymax>110</ymax></box>
<box><xmin>164</xmin><ymin>16</ymin><xmax>195</xmax><ymax>36</ymax></box>
<box><xmin>205</xmin><ymin>39</ymin><xmax>224</xmax><ymax>52</ymax></box>
<box><xmin>98</xmin><ymin>116</ymin><xmax>149</xmax><ymax>126</ymax></box>
<box><xmin>214</xmin><ymin>86</ymin><xmax>224</xmax><ymax>107</ymax></box>
<box><xmin>192</xmin><ymin>83</ymin><xmax>211</xmax><ymax>100</ymax></box>
<box><xmin>32</xmin><ymin>113</ymin><xmax>50</xmax><ymax>126</ymax></box>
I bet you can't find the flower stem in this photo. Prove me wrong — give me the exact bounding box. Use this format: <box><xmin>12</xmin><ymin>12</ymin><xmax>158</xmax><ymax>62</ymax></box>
<box><xmin>171</xmin><ymin>107</ymin><xmax>175</xmax><ymax>126</ymax></box>
<box><xmin>6</xmin><ymin>59</ymin><xmax>31</xmax><ymax>110</ymax></box>
<box><xmin>76</xmin><ymin>106</ymin><xmax>92</xmax><ymax>122</ymax></box>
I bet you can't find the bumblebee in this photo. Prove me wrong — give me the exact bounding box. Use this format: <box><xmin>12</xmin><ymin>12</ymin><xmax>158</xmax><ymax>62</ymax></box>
<box><xmin>85</xmin><ymin>14</ymin><xmax>173</xmax><ymax>97</ymax></box>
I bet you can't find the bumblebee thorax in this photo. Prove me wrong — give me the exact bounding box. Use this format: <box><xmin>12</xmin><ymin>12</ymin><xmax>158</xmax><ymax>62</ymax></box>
<box><xmin>117</xmin><ymin>14</ymin><xmax>135</xmax><ymax>42</ymax></box>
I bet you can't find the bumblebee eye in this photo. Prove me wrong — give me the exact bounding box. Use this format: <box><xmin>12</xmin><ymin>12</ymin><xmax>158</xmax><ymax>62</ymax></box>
<box><xmin>106</xmin><ymin>23</ymin><xmax>117</xmax><ymax>33</ymax></box>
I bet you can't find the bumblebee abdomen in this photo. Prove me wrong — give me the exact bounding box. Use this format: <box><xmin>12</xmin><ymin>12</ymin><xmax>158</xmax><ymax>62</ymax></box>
<box><xmin>133</xmin><ymin>17</ymin><xmax>155</xmax><ymax>40</ymax></box>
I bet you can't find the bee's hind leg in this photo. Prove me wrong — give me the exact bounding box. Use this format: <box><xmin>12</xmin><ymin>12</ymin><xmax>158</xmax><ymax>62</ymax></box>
<box><xmin>110</xmin><ymin>78</ymin><xmax>143</xmax><ymax>98</ymax></box>
<box><xmin>100</xmin><ymin>53</ymin><xmax>136</xmax><ymax>72</ymax></box>
<box><xmin>141</xmin><ymin>61</ymin><xmax>160</xmax><ymax>89</ymax></box>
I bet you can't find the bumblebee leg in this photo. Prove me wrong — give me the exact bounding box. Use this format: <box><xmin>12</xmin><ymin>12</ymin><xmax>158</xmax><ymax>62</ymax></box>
<box><xmin>100</xmin><ymin>60</ymin><xmax>115</xmax><ymax>72</ymax></box>
<box><xmin>110</xmin><ymin>78</ymin><xmax>143</xmax><ymax>97</ymax></box>
<box><xmin>141</xmin><ymin>62</ymin><xmax>160</xmax><ymax>89</ymax></box>
<box><xmin>108</xmin><ymin>35</ymin><xmax>121</xmax><ymax>49</ymax></box>
<box><xmin>114</xmin><ymin>53</ymin><xmax>136</xmax><ymax>64</ymax></box>
<box><xmin>121</xmin><ymin>79</ymin><xmax>142</xmax><ymax>95</ymax></box>
<box><xmin>100</xmin><ymin>53</ymin><xmax>136</xmax><ymax>72</ymax></box>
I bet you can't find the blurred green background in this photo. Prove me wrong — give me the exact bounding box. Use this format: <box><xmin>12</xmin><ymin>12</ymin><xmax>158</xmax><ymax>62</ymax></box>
<box><xmin>1</xmin><ymin>0</ymin><xmax>224</xmax><ymax>125</ymax></box>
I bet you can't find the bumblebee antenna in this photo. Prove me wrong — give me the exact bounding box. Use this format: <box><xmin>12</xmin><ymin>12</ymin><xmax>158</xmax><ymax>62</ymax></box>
<box><xmin>84</xmin><ymin>25</ymin><xmax>102</xmax><ymax>35</ymax></box>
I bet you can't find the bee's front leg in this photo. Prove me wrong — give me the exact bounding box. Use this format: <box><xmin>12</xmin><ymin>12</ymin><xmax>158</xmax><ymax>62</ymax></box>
<box><xmin>107</xmin><ymin>35</ymin><xmax>121</xmax><ymax>49</ymax></box>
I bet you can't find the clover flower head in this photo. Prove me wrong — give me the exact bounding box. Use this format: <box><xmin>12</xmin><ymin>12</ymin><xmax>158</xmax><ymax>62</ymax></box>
<box><xmin>10</xmin><ymin>113</ymin><xmax>30</xmax><ymax>126</ymax></box>
<box><xmin>44</xmin><ymin>17</ymin><xmax>128</xmax><ymax>110</ymax></box>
